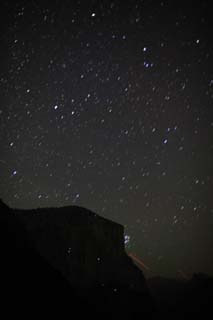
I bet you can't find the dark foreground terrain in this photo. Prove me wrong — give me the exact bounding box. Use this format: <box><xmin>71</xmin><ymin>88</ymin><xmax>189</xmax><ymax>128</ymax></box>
<box><xmin>148</xmin><ymin>274</ymin><xmax>213</xmax><ymax>317</ymax></box>
<box><xmin>0</xmin><ymin>199</ymin><xmax>212</xmax><ymax>317</ymax></box>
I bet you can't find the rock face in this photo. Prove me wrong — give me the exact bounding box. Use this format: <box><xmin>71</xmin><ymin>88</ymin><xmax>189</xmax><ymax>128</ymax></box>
<box><xmin>0</xmin><ymin>199</ymin><xmax>154</xmax><ymax>314</ymax></box>
<box><xmin>17</xmin><ymin>205</ymin><xmax>147</xmax><ymax>293</ymax></box>
<box><xmin>0</xmin><ymin>199</ymin><xmax>88</xmax><ymax>317</ymax></box>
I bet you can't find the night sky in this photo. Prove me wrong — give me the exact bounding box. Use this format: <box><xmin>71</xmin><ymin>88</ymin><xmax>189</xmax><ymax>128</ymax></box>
<box><xmin>1</xmin><ymin>0</ymin><xmax>213</xmax><ymax>278</ymax></box>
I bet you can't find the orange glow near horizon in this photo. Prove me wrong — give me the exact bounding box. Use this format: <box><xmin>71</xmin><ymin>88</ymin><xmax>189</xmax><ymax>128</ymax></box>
<box><xmin>128</xmin><ymin>253</ymin><xmax>150</xmax><ymax>271</ymax></box>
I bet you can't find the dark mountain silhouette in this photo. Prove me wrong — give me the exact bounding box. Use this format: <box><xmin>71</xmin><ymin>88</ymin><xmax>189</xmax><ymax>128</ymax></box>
<box><xmin>1</xmin><ymin>198</ymin><xmax>212</xmax><ymax>316</ymax></box>
<box><xmin>0</xmin><ymin>199</ymin><xmax>91</xmax><ymax>317</ymax></box>
<box><xmin>17</xmin><ymin>204</ymin><xmax>151</xmax><ymax>293</ymax></box>
<box><xmin>0</xmin><ymin>199</ymin><xmax>154</xmax><ymax>316</ymax></box>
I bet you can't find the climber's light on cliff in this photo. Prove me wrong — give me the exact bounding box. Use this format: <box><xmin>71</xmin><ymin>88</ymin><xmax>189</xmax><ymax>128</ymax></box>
<box><xmin>124</xmin><ymin>234</ymin><xmax>130</xmax><ymax>245</ymax></box>
<box><xmin>128</xmin><ymin>253</ymin><xmax>150</xmax><ymax>271</ymax></box>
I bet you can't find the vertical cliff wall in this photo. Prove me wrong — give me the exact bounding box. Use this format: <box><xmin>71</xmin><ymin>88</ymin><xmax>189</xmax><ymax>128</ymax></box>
<box><xmin>17</xmin><ymin>205</ymin><xmax>147</xmax><ymax>293</ymax></box>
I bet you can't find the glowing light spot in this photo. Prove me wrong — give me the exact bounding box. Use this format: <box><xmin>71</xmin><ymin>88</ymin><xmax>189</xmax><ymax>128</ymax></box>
<box><xmin>124</xmin><ymin>234</ymin><xmax>130</xmax><ymax>245</ymax></box>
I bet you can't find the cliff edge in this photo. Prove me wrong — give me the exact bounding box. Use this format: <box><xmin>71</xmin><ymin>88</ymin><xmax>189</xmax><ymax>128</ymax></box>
<box><xmin>0</xmin><ymin>199</ymin><xmax>154</xmax><ymax>314</ymax></box>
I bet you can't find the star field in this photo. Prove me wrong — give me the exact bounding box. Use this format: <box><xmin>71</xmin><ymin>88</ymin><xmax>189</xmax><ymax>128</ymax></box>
<box><xmin>0</xmin><ymin>0</ymin><xmax>213</xmax><ymax>277</ymax></box>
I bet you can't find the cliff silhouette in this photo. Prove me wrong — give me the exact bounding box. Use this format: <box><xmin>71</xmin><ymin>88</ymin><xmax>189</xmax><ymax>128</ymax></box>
<box><xmin>1</xmin><ymin>198</ymin><xmax>212</xmax><ymax>317</ymax></box>
<box><xmin>0</xmin><ymin>199</ymin><xmax>154</xmax><ymax>316</ymax></box>
<box><xmin>17</xmin><ymin>203</ymin><xmax>149</xmax><ymax>292</ymax></box>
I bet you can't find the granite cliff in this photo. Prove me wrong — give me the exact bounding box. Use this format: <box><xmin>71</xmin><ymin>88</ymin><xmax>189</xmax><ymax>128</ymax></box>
<box><xmin>0</xmin><ymin>199</ymin><xmax>154</xmax><ymax>315</ymax></box>
<box><xmin>17</xmin><ymin>205</ymin><xmax>127</xmax><ymax>289</ymax></box>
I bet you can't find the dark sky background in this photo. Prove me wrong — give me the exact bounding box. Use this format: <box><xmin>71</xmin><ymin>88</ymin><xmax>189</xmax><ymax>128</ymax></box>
<box><xmin>0</xmin><ymin>0</ymin><xmax>213</xmax><ymax>278</ymax></box>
